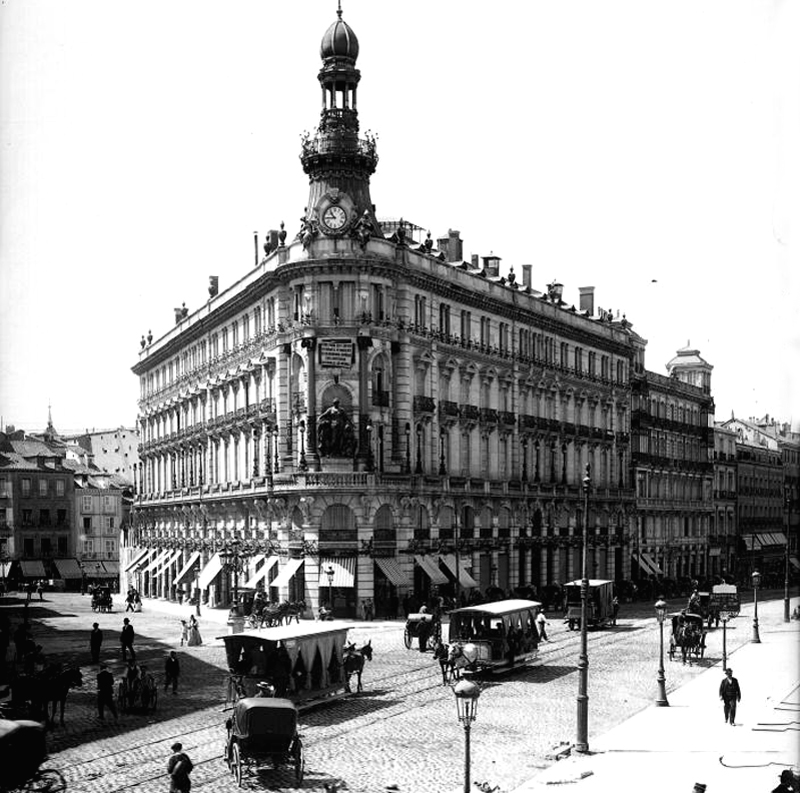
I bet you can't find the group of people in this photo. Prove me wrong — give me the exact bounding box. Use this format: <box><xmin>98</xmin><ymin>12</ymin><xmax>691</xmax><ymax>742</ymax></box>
<box><xmin>125</xmin><ymin>587</ymin><xmax>143</xmax><ymax>613</ymax></box>
<box><xmin>179</xmin><ymin>615</ymin><xmax>203</xmax><ymax>647</ymax></box>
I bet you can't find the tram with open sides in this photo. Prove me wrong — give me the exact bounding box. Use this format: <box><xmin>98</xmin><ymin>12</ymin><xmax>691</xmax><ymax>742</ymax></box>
<box><xmin>219</xmin><ymin>621</ymin><xmax>351</xmax><ymax>710</ymax></box>
<box><xmin>447</xmin><ymin>599</ymin><xmax>542</xmax><ymax>674</ymax></box>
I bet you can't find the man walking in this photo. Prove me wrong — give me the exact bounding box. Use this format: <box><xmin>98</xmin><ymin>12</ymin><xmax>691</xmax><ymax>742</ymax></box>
<box><xmin>719</xmin><ymin>667</ymin><xmax>741</xmax><ymax>725</ymax></box>
<box><xmin>120</xmin><ymin>617</ymin><xmax>136</xmax><ymax>661</ymax></box>
<box><xmin>164</xmin><ymin>651</ymin><xmax>180</xmax><ymax>694</ymax></box>
<box><xmin>89</xmin><ymin>622</ymin><xmax>103</xmax><ymax>664</ymax></box>
<box><xmin>536</xmin><ymin>609</ymin><xmax>549</xmax><ymax>641</ymax></box>
<box><xmin>96</xmin><ymin>663</ymin><xmax>118</xmax><ymax>721</ymax></box>
<box><xmin>167</xmin><ymin>742</ymin><xmax>193</xmax><ymax>792</ymax></box>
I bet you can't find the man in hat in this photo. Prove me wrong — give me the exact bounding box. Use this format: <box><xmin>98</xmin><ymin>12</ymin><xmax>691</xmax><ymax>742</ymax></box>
<box><xmin>718</xmin><ymin>667</ymin><xmax>741</xmax><ymax>725</ymax></box>
<box><xmin>89</xmin><ymin>622</ymin><xmax>103</xmax><ymax>664</ymax></box>
<box><xmin>167</xmin><ymin>742</ymin><xmax>193</xmax><ymax>792</ymax></box>
<box><xmin>96</xmin><ymin>663</ymin><xmax>117</xmax><ymax>721</ymax></box>
<box><xmin>772</xmin><ymin>769</ymin><xmax>797</xmax><ymax>793</ymax></box>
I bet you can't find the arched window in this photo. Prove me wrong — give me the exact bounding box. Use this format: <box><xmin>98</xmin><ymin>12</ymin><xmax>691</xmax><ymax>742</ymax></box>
<box><xmin>374</xmin><ymin>505</ymin><xmax>396</xmax><ymax>553</ymax></box>
<box><xmin>320</xmin><ymin>504</ymin><xmax>357</xmax><ymax>543</ymax></box>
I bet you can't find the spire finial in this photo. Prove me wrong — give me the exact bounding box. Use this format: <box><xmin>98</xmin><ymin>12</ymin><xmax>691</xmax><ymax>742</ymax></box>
<box><xmin>337</xmin><ymin>0</ymin><xmax>342</xmax><ymax>19</ymax></box>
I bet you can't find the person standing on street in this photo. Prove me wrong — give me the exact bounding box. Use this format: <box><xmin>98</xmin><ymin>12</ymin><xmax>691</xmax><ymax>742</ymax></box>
<box><xmin>536</xmin><ymin>609</ymin><xmax>549</xmax><ymax>641</ymax></box>
<box><xmin>120</xmin><ymin>617</ymin><xmax>136</xmax><ymax>661</ymax></box>
<box><xmin>89</xmin><ymin>622</ymin><xmax>103</xmax><ymax>664</ymax></box>
<box><xmin>719</xmin><ymin>667</ymin><xmax>741</xmax><ymax>725</ymax></box>
<box><xmin>164</xmin><ymin>651</ymin><xmax>180</xmax><ymax>694</ymax></box>
<box><xmin>96</xmin><ymin>663</ymin><xmax>118</xmax><ymax>721</ymax></box>
<box><xmin>167</xmin><ymin>742</ymin><xmax>193</xmax><ymax>792</ymax></box>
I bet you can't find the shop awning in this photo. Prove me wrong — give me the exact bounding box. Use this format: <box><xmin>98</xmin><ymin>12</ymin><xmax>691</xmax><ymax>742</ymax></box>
<box><xmin>414</xmin><ymin>555</ymin><xmax>449</xmax><ymax>585</ymax></box>
<box><xmin>197</xmin><ymin>552</ymin><xmax>224</xmax><ymax>590</ymax></box>
<box><xmin>271</xmin><ymin>557</ymin><xmax>305</xmax><ymax>589</ymax></box>
<box><xmin>631</xmin><ymin>552</ymin><xmax>658</xmax><ymax>576</ymax></box>
<box><xmin>640</xmin><ymin>552</ymin><xmax>664</xmax><ymax>576</ymax></box>
<box><xmin>789</xmin><ymin>556</ymin><xmax>800</xmax><ymax>570</ymax></box>
<box><xmin>20</xmin><ymin>560</ymin><xmax>46</xmax><ymax>578</ymax></box>
<box><xmin>143</xmin><ymin>550</ymin><xmax>169</xmax><ymax>574</ymax></box>
<box><xmin>53</xmin><ymin>558</ymin><xmax>84</xmax><ymax>579</ymax></box>
<box><xmin>174</xmin><ymin>551</ymin><xmax>202</xmax><ymax>586</ymax></box>
<box><xmin>439</xmin><ymin>553</ymin><xmax>479</xmax><ymax>589</ymax></box>
<box><xmin>243</xmin><ymin>556</ymin><xmax>280</xmax><ymax>589</ymax></box>
<box><xmin>374</xmin><ymin>557</ymin><xmax>411</xmax><ymax>587</ymax></box>
<box><xmin>155</xmin><ymin>551</ymin><xmax>181</xmax><ymax>576</ymax></box>
<box><xmin>757</xmin><ymin>532</ymin><xmax>787</xmax><ymax>547</ymax></box>
<box><xmin>318</xmin><ymin>558</ymin><xmax>356</xmax><ymax>588</ymax></box>
<box><xmin>102</xmin><ymin>560</ymin><xmax>120</xmax><ymax>575</ymax></box>
<box><xmin>124</xmin><ymin>548</ymin><xmax>151</xmax><ymax>572</ymax></box>
<box><xmin>1</xmin><ymin>562</ymin><xmax>13</xmax><ymax>579</ymax></box>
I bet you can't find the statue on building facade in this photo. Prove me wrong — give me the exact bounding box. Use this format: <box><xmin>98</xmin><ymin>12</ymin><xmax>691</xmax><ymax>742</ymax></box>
<box><xmin>317</xmin><ymin>399</ymin><xmax>356</xmax><ymax>457</ymax></box>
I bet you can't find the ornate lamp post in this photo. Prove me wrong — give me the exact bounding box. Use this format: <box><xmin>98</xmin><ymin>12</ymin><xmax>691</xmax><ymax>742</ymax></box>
<box><xmin>298</xmin><ymin>420</ymin><xmax>308</xmax><ymax>471</ymax></box>
<box><xmin>751</xmin><ymin>569</ymin><xmax>761</xmax><ymax>643</ymax></box>
<box><xmin>220</xmin><ymin>539</ymin><xmax>247</xmax><ymax>629</ymax></box>
<box><xmin>366</xmin><ymin>420</ymin><xmax>374</xmax><ymax>472</ymax></box>
<box><xmin>654</xmin><ymin>597</ymin><xmax>669</xmax><ymax>706</ymax></box>
<box><xmin>575</xmin><ymin>464</ymin><xmax>591</xmax><ymax>754</ymax></box>
<box><xmin>325</xmin><ymin>564</ymin><xmax>335</xmax><ymax>617</ymax></box>
<box><xmin>719</xmin><ymin>607</ymin><xmax>731</xmax><ymax>671</ymax></box>
<box><xmin>453</xmin><ymin>678</ymin><xmax>481</xmax><ymax>793</ymax></box>
<box><xmin>404</xmin><ymin>422</ymin><xmax>412</xmax><ymax>474</ymax></box>
<box><xmin>272</xmin><ymin>425</ymin><xmax>280</xmax><ymax>474</ymax></box>
<box><xmin>415</xmin><ymin>424</ymin><xmax>423</xmax><ymax>474</ymax></box>
<box><xmin>439</xmin><ymin>429</ymin><xmax>447</xmax><ymax>475</ymax></box>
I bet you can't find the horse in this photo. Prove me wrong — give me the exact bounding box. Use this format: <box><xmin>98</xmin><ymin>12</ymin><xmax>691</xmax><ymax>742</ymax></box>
<box><xmin>446</xmin><ymin>643</ymin><xmax>476</xmax><ymax>681</ymax></box>
<box><xmin>285</xmin><ymin>600</ymin><xmax>306</xmax><ymax>624</ymax></box>
<box><xmin>343</xmin><ymin>640</ymin><xmax>373</xmax><ymax>693</ymax></box>
<box><xmin>432</xmin><ymin>640</ymin><xmax>453</xmax><ymax>686</ymax></box>
<box><xmin>12</xmin><ymin>665</ymin><xmax>83</xmax><ymax>726</ymax></box>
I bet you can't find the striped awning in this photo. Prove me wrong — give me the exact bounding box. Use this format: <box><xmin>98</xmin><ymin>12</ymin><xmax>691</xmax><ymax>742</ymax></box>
<box><xmin>790</xmin><ymin>556</ymin><xmax>800</xmax><ymax>570</ymax></box>
<box><xmin>632</xmin><ymin>552</ymin><xmax>657</xmax><ymax>576</ymax></box>
<box><xmin>102</xmin><ymin>560</ymin><xmax>120</xmax><ymax>574</ymax></box>
<box><xmin>439</xmin><ymin>554</ymin><xmax>479</xmax><ymax>589</ymax></box>
<box><xmin>154</xmin><ymin>551</ymin><xmax>182</xmax><ymax>577</ymax></box>
<box><xmin>20</xmin><ymin>560</ymin><xmax>46</xmax><ymax>578</ymax></box>
<box><xmin>174</xmin><ymin>551</ymin><xmax>201</xmax><ymax>586</ymax></box>
<box><xmin>271</xmin><ymin>557</ymin><xmax>305</xmax><ymax>589</ymax></box>
<box><xmin>374</xmin><ymin>557</ymin><xmax>411</xmax><ymax>587</ymax></box>
<box><xmin>640</xmin><ymin>552</ymin><xmax>664</xmax><ymax>576</ymax></box>
<box><xmin>0</xmin><ymin>562</ymin><xmax>12</xmax><ymax>579</ymax></box>
<box><xmin>319</xmin><ymin>558</ymin><xmax>356</xmax><ymax>588</ymax></box>
<box><xmin>243</xmin><ymin>556</ymin><xmax>280</xmax><ymax>589</ymax></box>
<box><xmin>143</xmin><ymin>550</ymin><xmax>169</xmax><ymax>574</ymax></box>
<box><xmin>124</xmin><ymin>548</ymin><xmax>151</xmax><ymax>572</ymax></box>
<box><xmin>757</xmin><ymin>532</ymin><xmax>787</xmax><ymax>547</ymax></box>
<box><xmin>197</xmin><ymin>553</ymin><xmax>224</xmax><ymax>590</ymax></box>
<box><xmin>414</xmin><ymin>555</ymin><xmax>449</xmax><ymax>585</ymax></box>
<box><xmin>53</xmin><ymin>558</ymin><xmax>84</xmax><ymax>579</ymax></box>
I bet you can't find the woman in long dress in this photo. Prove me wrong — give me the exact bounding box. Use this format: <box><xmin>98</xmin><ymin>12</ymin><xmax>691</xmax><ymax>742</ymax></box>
<box><xmin>187</xmin><ymin>614</ymin><xmax>202</xmax><ymax>646</ymax></box>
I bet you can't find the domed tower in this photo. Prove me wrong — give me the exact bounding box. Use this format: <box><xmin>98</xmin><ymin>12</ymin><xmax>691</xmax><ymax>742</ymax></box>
<box><xmin>299</xmin><ymin>5</ymin><xmax>379</xmax><ymax>241</ymax></box>
<box><xmin>666</xmin><ymin>341</ymin><xmax>713</xmax><ymax>393</ymax></box>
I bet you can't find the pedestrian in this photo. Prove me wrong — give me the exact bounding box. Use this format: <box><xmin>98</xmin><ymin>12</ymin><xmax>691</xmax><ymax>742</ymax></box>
<box><xmin>25</xmin><ymin>582</ymin><xmax>32</xmax><ymax>604</ymax></box>
<box><xmin>179</xmin><ymin>620</ymin><xmax>189</xmax><ymax>647</ymax></box>
<box><xmin>365</xmin><ymin>597</ymin><xmax>374</xmax><ymax>621</ymax></box>
<box><xmin>718</xmin><ymin>667</ymin><xmax>741</xmax><ymax>725</ymax></box>
<box><xmin>120</xmin><ymin>617</ymin><xmax>136</xmax><ymax>661</ymax></box>
<box><xmin>125</xmin><ymin>588</ymin><xmax>135</xmax><ymax>612</ymax></box>
<box><xmin>80</xmin><ymin>572</ymin><xmax>87</xmax><ymax>596</ymax></box>
<box><xmin>417</xmin><ymin>614</ymin><xmax>431</xmax><ymax>653</ymax></box>
<box><xmin>164</xmin><ymin>651</ymin><xmax>180</xmax><ymax>694</ymax></box>
<box><xmin>187</xmin><ymin>615</ymin><xmax>202</xmax><ymax>647</ymax></box>
<box><xmin>167</xmin><ymin>742</ymin><xmax>193</xmax><ymax>792</ymax></box>
<box><xmin>772</xmin><ymin>769</ymin><xmax>797</xmax><ymax>793</ymax></box>
<box><xmin>612</xmin><ymin>596</ymin><xmax>620</xmax><ymax>626</ymax></box>
<box><xmin>89</xmin><ymin>622</ymin><xmax>103</xmax><ymax>664</ymax></box>
<box><xmin>96</xmin><ymin>663</ymin><xmax>118</xmax><ymax>721</ymax></box>
<box><xmin>536</xmin><ymin>609</ymin><xmax>549</xmax><ymax>641</ymax></box>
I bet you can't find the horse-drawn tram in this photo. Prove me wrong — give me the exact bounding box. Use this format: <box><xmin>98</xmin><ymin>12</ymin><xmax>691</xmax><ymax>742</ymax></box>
<box><xmin>447</xmin><ymin>599</ymin><xmax>542</xmax><ymax>674</ymax></box>
<box><xmin>220</xmin><ymin>621</ymin><xmax>366</xmax><ymax>709</ymax></box>
<box><xmin>563</xmin><ymin>579</ymin><xmax>615</xmax><ymax>630</ymax></box>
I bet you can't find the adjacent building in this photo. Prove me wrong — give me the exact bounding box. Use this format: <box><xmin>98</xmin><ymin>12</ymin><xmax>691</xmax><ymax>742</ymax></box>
<box><xmin>711</xmin><ymin>425</ymin><xmax>738</xmax><ymax>580</ymax></box>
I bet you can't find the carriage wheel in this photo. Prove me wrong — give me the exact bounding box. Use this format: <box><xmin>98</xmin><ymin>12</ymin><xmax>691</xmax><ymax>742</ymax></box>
<box><xmin>293</xmin><ymin>737</ymin><xmax>304</xmax><ymax>783</ymax></box>
<box><xmin>232</xmin><ymin>742</ymin><xmax>243</xmax><ymax>788</ymax></box>
<box><xmin>403</xmin><ymin>628</ymin><xmax>412</xmax><ymax>649</ymax></box>
<box><xmin>28</xmin><ymin>769</ymin><xmax>67</xmax><ymax>793</ymax></box>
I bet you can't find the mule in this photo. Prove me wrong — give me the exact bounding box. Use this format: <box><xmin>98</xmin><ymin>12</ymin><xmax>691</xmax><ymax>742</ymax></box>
<box><xmin>343</xmin><ymin>640</ymin><xmax>373</xmax><ymax>693</ymax></box>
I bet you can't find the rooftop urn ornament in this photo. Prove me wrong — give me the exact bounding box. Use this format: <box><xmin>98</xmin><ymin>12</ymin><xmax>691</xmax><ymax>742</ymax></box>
<box><xmin>147</xmin><ymin>329</ymin><xmax>153</xmax><ymax>345</ymax></box>
<box><xmin>140</xmin><ymin>335</ymin><xmax>146</xmax><ymax>350</ymax></box>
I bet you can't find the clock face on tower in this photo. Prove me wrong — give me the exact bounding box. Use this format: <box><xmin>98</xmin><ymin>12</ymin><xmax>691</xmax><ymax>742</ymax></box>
<box><xmin>322</xmin><ymin>205</ymin><xmax>347</xmax><ymax>230</ymax></box>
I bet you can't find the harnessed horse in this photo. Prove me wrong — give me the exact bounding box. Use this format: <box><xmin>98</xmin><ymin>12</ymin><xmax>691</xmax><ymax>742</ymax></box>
<box><xmin>11</xmin><ymin>665</ymin><xmax>83</xmax><ymax>726</ymax></box>
<box><xmin>433</xmin><ymin>641</ymin><xmax>475</xmax><ymax>684</ymax></box>
<box><xmin>343</xmin><ymin>640</ymin><xmax>373</xmax><ymax>693</ymax></box>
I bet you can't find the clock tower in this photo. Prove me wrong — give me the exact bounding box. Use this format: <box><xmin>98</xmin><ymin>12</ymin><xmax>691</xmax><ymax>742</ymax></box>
<box><xmin>300</xmin><ymin>6</ymin><xmax>379</xmax><ymax>241</ymax></box>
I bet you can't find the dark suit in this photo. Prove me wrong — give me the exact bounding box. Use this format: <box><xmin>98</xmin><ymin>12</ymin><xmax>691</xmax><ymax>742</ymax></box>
<box><xmin>719</xmin><ymin>674</ymin><xmax>741</xmax><ymax>724</ymax></box>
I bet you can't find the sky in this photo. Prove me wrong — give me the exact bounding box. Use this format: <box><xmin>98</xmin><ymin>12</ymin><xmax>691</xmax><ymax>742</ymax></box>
<box><xmin>1</xmin><ymin>0</ymin><xmax>798</xmax><ymax>435</ymax></box>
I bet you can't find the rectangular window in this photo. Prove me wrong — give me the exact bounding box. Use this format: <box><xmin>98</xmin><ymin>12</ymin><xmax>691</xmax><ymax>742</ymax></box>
<box><xmin>39</xmin><ymin>509</ymin><xmax>51</xmax><ymax>526</ymax></box>
<box><xmin>83</xmin><ymin>540</ymin><xmax>93</xmax><ymax>554</ymax></box>
<box><xmin>103</xmin><ymin>495</ymin><xmax>113</xmax><ymax>512</ymax></box>
<box><xmin>0</xmin><ymin>478</ymin><xmax>7</xmax><ymax>498</ymax></box>
<box><xmin>22</xmin><ymin>509</ymin><xmax>33</xmax><ymax>526</ymax></box>
<box><xmin>24</xmin><ymin>538</ymin><xmax>35</xmax><ymax>556</ymax></box>
<box><xmin>105</xmin><ymin>516</ymin><xmax>115</xmax><ymax>530</ymax></box>
<box><xmin>56</xmin><ymin>479</ymin><xmax>65</xmax><ymax>496</ymax></box>
<box><xmin>39</xmin><ymin>479</ymin><xmax>48</xmax><ymax>496</ymax></box>
<box><xmin>83</xmin><ymin>517</ymin><xmax>92</xmax><ymax>532</ymax></box>
<box><xmin>41</xmin><ymin>537</ymin><xmax>52</xmax><ymax>556</ymax></box>
<box><xmin>105</xmin><ymin>540</ymin><xmax>116</xmax><ymax>554</ymax></box>
<box><xmin>57</xmin><ymin>509</ymin><xmax>67</xmax><ymax>526</ymax></box>
<box><xmin>21</xmin><ymin>478</ymin><xmax>31</xmax><ymax>496</ymax></box>
<box><xmin>82</xmin><ymin>496</ymin><xmax>92</xmax><ymax>512</ymax></box>
<box><xmin>57</xmin><ymin>536</ymin><xmax>68</xmax><ymax>555</ymax></box>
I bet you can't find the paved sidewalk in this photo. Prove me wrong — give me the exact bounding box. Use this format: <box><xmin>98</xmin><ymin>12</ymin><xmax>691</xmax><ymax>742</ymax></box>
<box><xmin>511</xmin><ymin>596</ymin><xmax>800</xmax><ymax>793</ymax></box>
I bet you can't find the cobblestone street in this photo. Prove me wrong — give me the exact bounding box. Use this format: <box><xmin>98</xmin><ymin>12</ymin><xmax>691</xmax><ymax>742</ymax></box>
<box><xmin>1</xmin><ymin>591</ymin><xmax>787</xmax><ymax>793</ymax></box>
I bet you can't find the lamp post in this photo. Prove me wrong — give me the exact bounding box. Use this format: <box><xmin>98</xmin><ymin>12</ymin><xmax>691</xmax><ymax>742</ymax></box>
<box><xmin>298</xmin><ymin>420</ymin><xmax>308</xmax><ymax>471</ymax></box>
<box><xmin>325</xmin><ymin>564</ymin><xmax>335</xmax><ymax>617</ymax></box>
<box><xmin>521</xmin><ymin>437</ymin><xmax>528</xmax><ymax>483</ymax></box>
<box><xmin>751</xmin><ymin>570</ymin><xmax>761</xmax><ymax>643</ymax></box>
<box><xmin>575</xmin><ymin>464</ymin><xmax>591</xmax><ymax>754</ymax></box>
<box><xmin>655</xmin><ymin>597</ymin><xmax>669</xmax><ymax>706</ymax></box>
<box><xmin>719</xmin><ymin>608</ymin><xmax>731</xmax><ymax>671</ymax></box>
<box><xmin>404</xmin><ymin>423</ymin><xmax>412</xmax><ymax>474</ymax></box>
<box><xmin>439</xmin><ymin>429</ymin><xmax>447</xmax><ymax>475</ymax></box>
<box><xmin>453</xmin><ymin>678</ymin><xmax>481</xmax><ymax>793</ymax></box>
<box><xmin>415</xmin><ymin>424</ymin><xmax>423</xmax><ymax>474</ymax></box>
<box><xmin>220</xmin><ymin>539</ymin><xmax>246</xmax><ymax>622</ymax></box>
<box><xmin>272</xmin><ymin>425</ymin><xmax>280</xmax><ymax>474</ymax></box>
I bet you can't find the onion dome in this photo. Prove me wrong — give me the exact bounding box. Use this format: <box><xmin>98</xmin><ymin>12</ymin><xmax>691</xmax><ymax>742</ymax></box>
<box><xmin>320</xmin><ymin>8</ymin><xmax>359</xmax><ymax>61</ymax></box>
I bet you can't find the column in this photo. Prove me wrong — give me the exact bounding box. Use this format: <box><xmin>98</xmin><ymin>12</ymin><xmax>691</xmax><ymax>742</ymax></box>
<box><xmin>301</xmin><ymin>337</ymin><xmax>320</xmax><ymax>470</ymax></box>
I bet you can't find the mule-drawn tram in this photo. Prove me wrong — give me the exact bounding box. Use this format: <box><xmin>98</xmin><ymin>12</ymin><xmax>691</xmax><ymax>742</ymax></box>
<box><xmin>563</xmin><ymin>579</ymin><xmax>615</xmax><ymax>630</ymax></box>
<box><xmin>404</xmin><ymin>611</ymin><xmax>442</xmax><ymax>649</ymax></box>
<box><xmin>447</xmin><ymin>599</ymin><xmax>542</xmax><ymax>674</ymax></box>
<box><xmin>220</xmin><ymin>621</ymin><xmax>359</xmax><ymax>708</ymax></box>
<box><xmin>668</xmin><ymin>611</ymin><xmax>707</xmax><ymax>664</ymax></box>
<box><xmin>224</xmin><ymin>698</ymin><xmax>303</xmax><ymax>787</ymax></box>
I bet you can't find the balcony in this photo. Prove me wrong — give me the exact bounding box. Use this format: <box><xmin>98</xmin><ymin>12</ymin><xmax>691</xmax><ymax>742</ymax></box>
<box><xmin>479</xmin><ymin>408</ymin><xmax>498</xmax><ymax>425</ymax></box>
<box><xmin>372</xmin><ymin>391</ymin><xmax>390</xmax><ymax>408</ymax></box>
<box><xmin>499</xmin><ymin>411</ymin><xmax>516</xmax><ymax>427</ymax></box>
<box><xmin>439</xmin><ymin>400</ymin><xmax>460</xmax><ymax>418</ymax></box>
<box><xmin>413</xmin><ymin>395</ymin><xmax>435</xmax><ymax>414</ymax></box>
<box><xmin>461</xmin><ymin>404</ymin><xmax>480</xmax><ymax>422</ymax></box>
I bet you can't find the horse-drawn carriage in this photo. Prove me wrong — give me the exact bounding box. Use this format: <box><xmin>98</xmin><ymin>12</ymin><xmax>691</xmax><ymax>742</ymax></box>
<box><xmin>0</xmin><ymin>718</ymin><xmax>66</xmax><ymax>793</ymax></box>
<box><xmin>9</xmin><ymin>667</ymin><xmax>83</xmax><ymax>728</ymax></box>
<box><xmin>241</xmin><ymin>590</ymin><xmax>306</xmax><ymax>630</ymax></box>
<box><xmin>117</xmin><ymin>667</ymin><xmax>158</xmax><ymax>713</ymax></box>
<box><xmin>404</xmin><ymin>611</ymin><xmax>441</xmax><ymax>649</ymax></box>
<box><xmin>224</xmin><ymin>698</ymin><xmax>303</xmax><ymax>787</ymax></box>
<box><xmin>220</xmin><ymin>621</ymin><xmax>367</xmax><ymax>707</ymax></box>
<box><xmin>668</xmin><ymin>612</ymin><xmax>707</xmax><ymax>664</ymax></box>
<box><xmin>91</xmin><ymin>586</ymin><xmax>114</xmax><ymax>613</ymax></box>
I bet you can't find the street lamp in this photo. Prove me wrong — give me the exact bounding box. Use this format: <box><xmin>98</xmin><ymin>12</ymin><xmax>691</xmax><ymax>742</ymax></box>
<box><xmin>272</xmin><ymin>425</ymin><xmax>280</xmax><ymax>474</ymax></box>
<box><xmin>439</xmin><ymin>429</ymin><xmax>447</xmax><ymax>476</ymax></box>
<box><xmin>220</xmin><ymin>539</ymin><xmax>246</xmax><ymax>620</ymax></box>
<box><xmin>654</xmin><ymin>597</ymin><xmax>669</xmax><ymax>706</ymax></box>
<box><xmin>719</xmin><ymin>608</ymin><xmax>731</xmax><ymax>671</ymax></box>
<box><xmin>415</xmin><ymin>424</ymin><xmax>423</xmax><ymax>475</ymax></box>
<box><xmin>751</xmin><ymin>570</ymin><xmax>761</xmax><ymax>643</ymax></box>
<box><xmin>453</xmin><ymin>678</ymin><xmax>481</xmax><ymax>793</ymax></box>
<box><xmin>575</xmin><ymin>464</ymin><xmax>591</xmax><ymax>754</ymax></box>
<box><xmin>366</xmin><ymin>420</ymin><xmax>374</xmax><ymax>472</ymax></box>
<box><xmin>298</xmin><ymin>420</ymin><xmax>308</xmax><ymax>471</ymax></box>
<box><xmin>404</xmin><ymin>423</ymin><xmax>412</xmax><ymax>474</ymax></box>
<box><xmin>325</xmin><ymin>565</ymin><xmax>335</xmax><ymax>617</ymax></box>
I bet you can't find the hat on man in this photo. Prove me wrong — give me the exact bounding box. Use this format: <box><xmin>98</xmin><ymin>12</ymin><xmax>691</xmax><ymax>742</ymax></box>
<box><xmin>171</xmin><ymin>743</ymin><xmax>182</xmax><ymax>752</ymax></box>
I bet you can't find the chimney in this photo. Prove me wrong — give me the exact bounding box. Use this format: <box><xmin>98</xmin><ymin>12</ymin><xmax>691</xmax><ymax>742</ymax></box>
<box><xmin>470</xmin><ymin>254</ymin><xmax>479</xmax><ymax>270</ymax></box>
<box><xmin>440</xmin><ymin>229</ymin><xmax>463</xmax><ymax>262</ymax></box>
<box><xmin>521</xmin><ymin>265</ymin><xmax>532</xmax><ymax>288</ymax></box>
<box><xmin>579</xmin><ymin>286</ymin><xmax>595</xmax><ymax>315</ymax></box>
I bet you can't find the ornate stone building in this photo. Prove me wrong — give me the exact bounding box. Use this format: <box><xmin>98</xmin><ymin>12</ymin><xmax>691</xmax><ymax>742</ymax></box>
<box><xmin>128</xmin><ymin>9</ymin><xmax>639</xmax><ymax>618</ymax></box>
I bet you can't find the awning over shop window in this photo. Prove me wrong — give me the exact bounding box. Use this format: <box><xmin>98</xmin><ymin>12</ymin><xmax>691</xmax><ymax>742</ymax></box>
<box><xmin>243</xmin><ymin>556</ymin><xmax>280</xmax><ymax>589</ymax></box>
<box><xmin>102</xmin><ymin>561</ymin><xmax>120</xmax><ymax>575</ymax></box>
<box><xmin>143</xmin><ymin>550</ymin><xmax>169</xmax><ymax>574</ymax></box>
<box><xmin>640</xmin><ymin>552</ymin><xmax>664</xmax><ymax>576</ymax></box>
<box><xmin>271</xmin><ymin>557</ymin><xmax>305</xmax><ymax>589</ymax></box>
<box><xmin>124</xmin><ymin>548</ymin><xmax>151</xmax><ymax>572</ymax></box>
<box><xmin>757</xmin><ymin>532</ymin><xmax>787</xmax><ymax>547</ymax></box>
<box><xmin>318</xmin><ymin>558</ymin><xmax>356</xmax><ymax>588</ymax></box>
<box><xmin>790</xmin><ymin>556</ymin><xmax>800</xmax><ymax>570</ymax></box>
<box><xmin>439</xmin><ymin>554</ymin><xmax>479</xmax><ymax>589</ymax></box>
<box><xmin>53</xmin><ymin>558</ymin><xmax>83</xmax><ymax>579</ymax></box>
<box><xmin>174</xmin><ymin>551</ymin><xmax>201</xmax><ymax>586</ymax></box>
<box><xmin>197</xmin><ymin>553</ymin><xmax>224</xmax><ymax>590</ymax></box>
<box><xmin>154</xmin><ymin>552</ymin><xmax>181</xmax><ymax>577</ymax></box>
<box><xmin>413</xmin><ymin>555</ymin><xmax>449</xmax><ymax>585</ymax></box>
<box><xmin>374</xmin><ymin>557</ymin><xmax>411</xmax><ymax>587</ymax></box>
<box><xmin>631</xmin><ymin>552</ymin><xmax>657</xmax><ymax>576</ymax></box>
<box><xmin>20</xmin><ymin>560</ymin><xmax>46</xmax><ymax>578</ymax></box>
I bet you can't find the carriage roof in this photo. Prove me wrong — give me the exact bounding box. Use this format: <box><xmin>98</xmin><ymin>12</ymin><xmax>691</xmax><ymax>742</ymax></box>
<box><xmin>449</xmin><ymin>599</ymin><xmax>542</xmax><ymax>616</ymax></box>
<box><xmin>231</xmin><ymin>698</ymin><xmax>298</xmax><ymax>741</ymax></box>
<box><xmin>670</xmin><ymin>612</ymin><xmax>704</xmax><ymax>624</ymax></box>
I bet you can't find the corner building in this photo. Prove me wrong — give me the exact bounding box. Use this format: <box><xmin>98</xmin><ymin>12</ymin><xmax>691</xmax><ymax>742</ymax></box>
<box><xmin>129</xmin><ymin>10</ymin><xmax>640</xmax><ymax>618</ymax></box>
